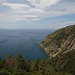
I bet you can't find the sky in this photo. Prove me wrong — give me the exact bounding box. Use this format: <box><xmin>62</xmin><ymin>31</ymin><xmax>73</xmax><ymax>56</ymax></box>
<box><xmin>0</xmin><ymin>0</ymin><xmax>75</xmax><ymax>29</ymax></box>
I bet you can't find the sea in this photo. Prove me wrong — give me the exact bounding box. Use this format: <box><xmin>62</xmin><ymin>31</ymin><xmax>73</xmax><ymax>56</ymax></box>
<box><xmin>0</xmin><ymin>29</ymin><xmax>55</xmax><ymax>60</ymax></box>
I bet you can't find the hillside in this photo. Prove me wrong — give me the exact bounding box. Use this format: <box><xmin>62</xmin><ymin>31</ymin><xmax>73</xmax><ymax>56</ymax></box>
<box><xmin>0</xmin><ymin>51</ymin><xmax>75</xmax><ymax>75</ymax></box>
<box><xmin>40</xmin><ymin>25</ymin><xmax>75</xmax><ymax>57</ymax></box>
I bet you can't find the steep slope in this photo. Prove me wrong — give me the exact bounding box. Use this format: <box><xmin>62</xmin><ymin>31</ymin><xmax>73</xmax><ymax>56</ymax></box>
<box><xmin>40</xmin><ymin>25</ymin><xmax>75</xmax><ymax>57</ymax></box>
<box><xmin>49</xmin><ymin>50</ymin><xmax>75</xmax><ymax>75</ymax></box>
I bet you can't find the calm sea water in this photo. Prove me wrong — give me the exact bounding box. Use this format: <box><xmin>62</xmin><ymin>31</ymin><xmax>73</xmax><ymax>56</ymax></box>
<box><xmin>0</xmin><ymin>29</ymin><xmax>55</xmax><ymax>60</ymax></box>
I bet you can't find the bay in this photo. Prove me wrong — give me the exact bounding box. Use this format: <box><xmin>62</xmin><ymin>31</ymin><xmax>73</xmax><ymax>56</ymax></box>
<box><xmin>0</xmin><ymin>29</ymin><xmax>55</xmax><ymax>60</ymax></box>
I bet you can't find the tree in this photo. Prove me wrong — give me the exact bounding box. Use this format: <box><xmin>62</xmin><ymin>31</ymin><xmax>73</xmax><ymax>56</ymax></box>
<box><xmin>6</xmin><ymin>54</ymin><xmax>14</xmax><ymax>68</ymax></box>
<box><xmin>0</xmin><ymin>57</ymin><xmax>3</xmax><ymax>68</ymax></box>
<box><xmin>14</xmin><ymin>54</ymin><xmax>25</xmax><ymax>70</ymax></box>
<box><xmin>30</xmin><ymin>58</ymin><xmax>40</xmax><ymax>71</ymax></box>
<box><xmin>24</xmin><ymin>59</ymin><xmax>31</xmax><ymax>72</ymax></box>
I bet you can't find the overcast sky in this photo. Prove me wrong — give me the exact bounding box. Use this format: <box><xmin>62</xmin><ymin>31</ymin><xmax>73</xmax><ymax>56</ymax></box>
<box><xmin>0</xmin><ymin>0</ymin><xmax>75</xmax><ymax>29</ymax></box>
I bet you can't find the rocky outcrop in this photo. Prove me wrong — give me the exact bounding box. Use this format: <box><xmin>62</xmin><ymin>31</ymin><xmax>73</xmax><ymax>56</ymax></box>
<box><xmin>40</xmin><ymin>25</ymin><xmax>75</xmax><ymax>57</ymax></box>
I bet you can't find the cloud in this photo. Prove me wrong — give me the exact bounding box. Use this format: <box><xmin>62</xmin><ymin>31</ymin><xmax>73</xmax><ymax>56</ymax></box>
<box><xmin>0</xmin><ymin>2</ymin><xmax>40</xmax><ymax>21</ymax></box>
<box><xmin>2</xmin><ymin>3</ymin><xmax>30</xmax><ymax>10</ymax></box>
<box><xmin>0</xmin><ymin>14</ymin><xmax>40</xmax><ymax>21</ymax></box>
<box><xmin>0</xmin><ymin>0</ymin><xmax>75</xmax><ymax>22</ymax></box>
<box><xmin>47</xmin><ymin>21</ymin><xmax>75</xmax><ymax>29</ymax></box>
<box><xmin>16</xmin><ymin>8</ymin><xmax>46</xmax><ymax>18</ymax></box>
<box><xmin>55</xmin><ymin>21</ymin><xmax>75</xmax><ymax>28</ymax></box>
<box><xmin>27</xmin><ymin>0</ymin><xmax>60</xmax><ymax>9</ymax></box>
<box><xmin>61</xmin><ymin>21</ymin><xmax>75</xmax><ymax>25</ymax></box>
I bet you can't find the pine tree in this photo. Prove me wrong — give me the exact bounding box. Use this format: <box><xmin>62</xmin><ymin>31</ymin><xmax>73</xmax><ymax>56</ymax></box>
<box><xmin>14</xmin><ymin>54</ymin><xmax>25</xmax><ymax>70</ymax></box>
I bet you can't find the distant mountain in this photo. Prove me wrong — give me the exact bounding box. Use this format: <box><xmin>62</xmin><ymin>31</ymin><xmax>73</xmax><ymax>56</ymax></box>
<box><xmin>40</xmin><ymin>25</ymin><xmax>75</xmax><ymax>57</ymax></box>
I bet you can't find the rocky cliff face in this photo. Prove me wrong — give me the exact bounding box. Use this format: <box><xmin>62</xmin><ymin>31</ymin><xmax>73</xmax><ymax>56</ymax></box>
<box><xmin>40</xmin><ymin>25</ymin><xmax>75</xmax><ymax>57</ymax></box>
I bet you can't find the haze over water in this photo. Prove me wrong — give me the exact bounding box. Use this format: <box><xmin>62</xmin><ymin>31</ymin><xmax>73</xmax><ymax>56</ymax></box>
<box><xmin>0</xmin><ymin>29</ymin><xmax>55</xmax><ymax>60</ymax></box>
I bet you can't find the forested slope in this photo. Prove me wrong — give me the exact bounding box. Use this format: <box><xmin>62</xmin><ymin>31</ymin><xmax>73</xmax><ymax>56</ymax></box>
<box><xmin>40</xmin><ymin>25</ymin><xmax>75</xmax><ymax>57</ymax></box>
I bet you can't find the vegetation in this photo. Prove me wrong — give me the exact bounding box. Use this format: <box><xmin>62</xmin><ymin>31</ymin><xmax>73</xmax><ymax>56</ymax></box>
<box><xmin>0</xmin><ymin>25</ymin><xmax>75</xmax><ymax>75</ymax></box>
<box><xmin>40</xmin><ymin>25</ymin><xmax>75</xmax><ymax>57</ymax></box>
<box><xmin>0</xmin><ymin>50</ymin><xmax>75</xmax><ymax>75</ymax></box>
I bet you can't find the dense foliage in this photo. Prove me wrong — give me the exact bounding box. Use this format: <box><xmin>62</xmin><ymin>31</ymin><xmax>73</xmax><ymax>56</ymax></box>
<box><xmin>0</xmin><ymin>50</ymin><xmax>75</xmax><ymax>75</ymax></box>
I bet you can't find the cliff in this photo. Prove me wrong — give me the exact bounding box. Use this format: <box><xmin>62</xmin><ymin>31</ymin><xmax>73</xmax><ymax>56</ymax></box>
<box><xmin>40</xmin><ymin>25</ymin><xmax>75</xmax><ymax>57</ymax></box>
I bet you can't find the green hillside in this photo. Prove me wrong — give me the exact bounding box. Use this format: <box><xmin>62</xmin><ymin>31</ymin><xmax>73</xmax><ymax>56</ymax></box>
<box><xmin>40</xmin><ymin>25</ymin><xmax>75</xmax><ymax>57</ymax></box>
